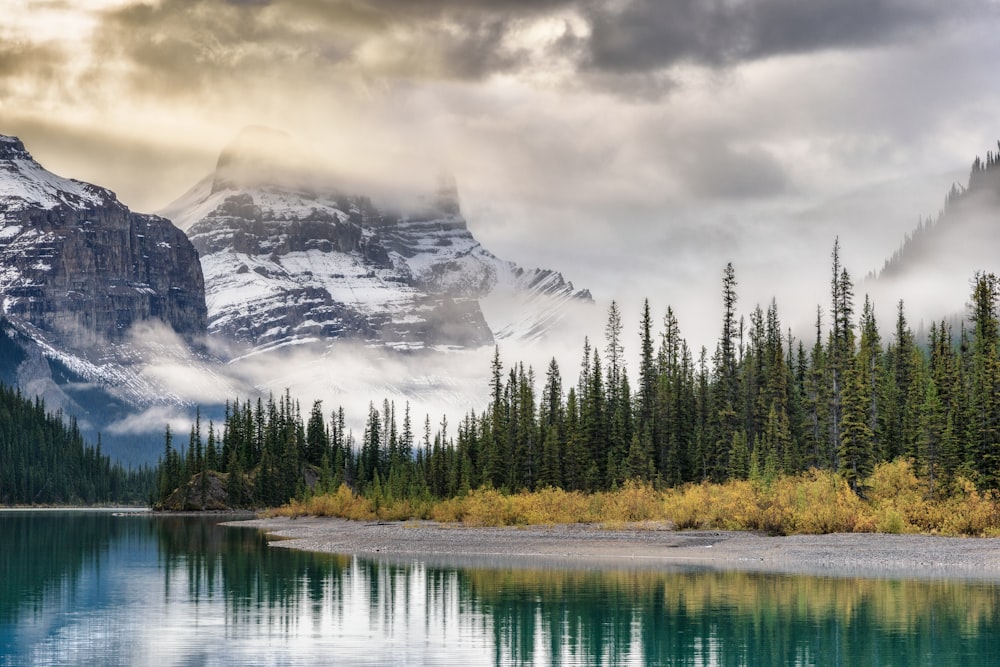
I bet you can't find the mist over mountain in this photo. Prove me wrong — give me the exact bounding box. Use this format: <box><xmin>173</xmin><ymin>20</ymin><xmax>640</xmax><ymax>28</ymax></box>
<box><xmin>0</xmin><ymin>130</ymin><xmax>594</xmax><ymax>462</ymax></box>
<box><xmin>165</xmin><ymin>128</ymin><xmax>591</xmax><ymax>356</ymax></box>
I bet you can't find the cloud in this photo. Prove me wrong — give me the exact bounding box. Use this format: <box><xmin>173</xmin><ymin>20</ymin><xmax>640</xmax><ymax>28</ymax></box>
<box><xmin>88</xmin><ymin>0</ymin><xmax>580</xmax><ymax>100</ymax></box>
<box><xmin>584</xmin><ymin>0</ymin><xmax>994</xmax><ymax>74</ymax></box>
<box><xmin>4</xmin><ymin>0</ymin><xmax>1000</xmax><ymax>361</ymax></box>
<box><xmin>85</xmin><ymin>0</ymin><xmax>995</xmax><ymax>113</ymax></box>
<box><xmin>104</xmin><ymin>405</ymin><xmax>196</xmax><ymax>436</ymax></box>
<box><xmin>0</xmin><ymin>40</ymin><xmax>68</xmax><ymax>103</ymax></box>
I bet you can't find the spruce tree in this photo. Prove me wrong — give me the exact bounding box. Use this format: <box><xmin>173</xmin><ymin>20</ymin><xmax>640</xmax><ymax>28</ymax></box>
<box><xmin>918</xmin><ymin>378</ymin><xmax>947</xmax><ymax>497</ymax></box>
<box><xmin>839</xmin><ymin>356</ymin><xmax>873</xmax><ymax>492</ymax></box>
<box><xmin>969</xmin><ymin>272</ymin><xmax>1000</xmax><ymax>486</ymax></box>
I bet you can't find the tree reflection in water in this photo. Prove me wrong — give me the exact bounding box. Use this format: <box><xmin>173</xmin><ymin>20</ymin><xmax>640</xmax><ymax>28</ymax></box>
<box><xmin>3</xmin><ymin>512</ymin><xmax>1000</xmax><ymax>666</ymax></box>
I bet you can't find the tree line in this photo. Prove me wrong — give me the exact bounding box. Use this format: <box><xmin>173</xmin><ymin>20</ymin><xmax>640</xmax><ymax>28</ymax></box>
<box><xmin>157</xmin><ymin>240</ymin><xmax>1000</xmax><ymax>507</ymax></box>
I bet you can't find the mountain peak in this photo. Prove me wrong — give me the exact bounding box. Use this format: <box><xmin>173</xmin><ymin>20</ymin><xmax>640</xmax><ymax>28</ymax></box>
<box><xmin>0</xmin><ymin>133</ymin><xmax>112</xmax><ymax>212</ymax></box>
<box><xmin>0</xmin><ymin>135</ymin><xmax>30</xmax><ymax>160</ymax></box>
<box><xmin>434</xmin><ymin>171</ymin><xmax>461</xmax><ymax>216</ymax></box>
<box><xmin>212</xmin><ymin>126</ymin><xmax>313</xmax><ymax>194</ymax></box>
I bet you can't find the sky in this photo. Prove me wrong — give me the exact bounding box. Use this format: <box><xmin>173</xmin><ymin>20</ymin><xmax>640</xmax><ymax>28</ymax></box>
<box><xmin>4</xmin><ymin>0</ymin><xmax>1000</xmax><ymax>349</ymax></box>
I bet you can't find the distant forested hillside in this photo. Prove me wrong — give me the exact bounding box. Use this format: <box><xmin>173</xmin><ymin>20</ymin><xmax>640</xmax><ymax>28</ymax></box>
<box><xmin>871</xmin><ymin>142</ymin><xmax>1000</xmax><ymax>284</ymax></box>
<box><xmin>0</xmin><ymin>384</ymin><xmax>154</xmax><ymax>505</ymax></box>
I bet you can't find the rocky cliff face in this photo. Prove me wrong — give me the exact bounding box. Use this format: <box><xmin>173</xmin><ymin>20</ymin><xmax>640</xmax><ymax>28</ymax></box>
<box><xmin>164</xmin><ymin>128</ymin><xmax>591</xmax><ymax>355</ymax></box>
<box><xmin>0</xmin><ymin>134</ymin><xmax>213</xmax><ymax>462</ymax></box>
<box><xmin>0</xmin><ymin>135</ymin><xmax>206</xmax><ymax>348</ymax></box>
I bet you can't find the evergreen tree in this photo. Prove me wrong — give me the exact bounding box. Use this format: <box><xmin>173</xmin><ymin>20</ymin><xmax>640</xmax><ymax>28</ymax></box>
<box><xmin>158</xmin><ymin>424</ymin><xmax>176</xmax><ymax>501</ymax></box>
<box><xmin>839</xmin><ymin>355</ymin><xmax>873</xmax><ymax>492</ymax></box>
<box><xmin>857</xmin><ymin>296</ymin><xmax>882</xmax><ymax>464</ymax></box>
<box><xmin>728</xmin><ymin>430</ymin><xmax>750</xmax><ymax>480</ymax></box>
<box><xmin>827</xmin><ymin>239</ymin><xmax>855</xmax><ymax>468</ymax></box>
<box><xmin>637</xmin><ymin>298</ymin><xmax>656</xmax><ymax>440</ymax></box>
<box><xmin>306</xmin><ymin>400</ymin><xmax>327</xmax><ymax>466</ymax></box>
<box><xmin>708</xmin><ymin>263</ymin><xmax>740</xmax><ymax>481</ymax></box>
<box><xmin>918</xmin><ymin>378</ymin><xmax>947</xmax><ymax>498</ymax></box>
<box><xmin>969</xmin><ymin>272</ymin><xmax>1000</xmax><ymax>486</ymax></box>
<box><xmin>483</xmin><ymin>346</ymin><xmax>507</xmax><ymax>487</ymax></box>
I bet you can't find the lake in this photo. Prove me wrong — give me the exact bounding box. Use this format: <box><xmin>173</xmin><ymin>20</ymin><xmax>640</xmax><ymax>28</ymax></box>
<box><xmin>2</xmin><ymin>510</ymin><xmax>999</xmax><ymax>665</ymax></box>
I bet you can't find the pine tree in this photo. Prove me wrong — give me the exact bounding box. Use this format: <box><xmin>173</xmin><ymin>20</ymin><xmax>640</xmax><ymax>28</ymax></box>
<box><xmin>158</xmin><ymin>424</ymin><xmax>176</xmax><ymax>501</ymax></box>
<box><xmin>803</xmin><ymin>307</ymin><xmax>831</xmax><ymax>469</ymax></box>
<box><xmin>827</xmin><ymin>239</ymin><xmax>854</xmax><ymax>469</ymax></box>
<box><xmin>708</xmin><ymin>263</ymin><xmax>740</xmax><ymax>481</ymax></box>
<box><xmin>969</xmin><ymin>272</ymin><xmax>1000</xmax><ymax>486</ymax></box>
<box><xmin>205</xmin><ymin>422</ymin><xmax>218</xmax><ymax>472</ymax></box>
<box><xmin>857</xmin><ymin>296</ymin><xmax>882</xmax><ymax>464</ymax></box>
<box><xmin>306</xmin><ymin>400</ymin><xmax>327</xmax><ymax>466</ymax></box>
<box><xmin>637</xmin><ymin>298</ymin><xmax>656</xmax><ymax>440</ymax></box>
<box><xmin>728</xmin><ymin>430</ymin><xmax>750</xmax><ymax>480</ymax></box>
<box><xmin>918</xmin><ymin>378</ymin><xmax>947</xmax><ymax>498</ymax></box>
<box><xmin>839</xmin><ymin>355</ymin><xmax>873</xmax><ymax>493</ymax></box>
<box><xmin>563</xmin><ymin>388</ymin><xmax>588</xmax><ymax>491</ymax></box>
<box><xmin>883</xmin><ymin>301</ymin><xmax>916</xmax><ymax>462</ymax></box>
<box><xmin>581</xmin><ymin>348</ymin><xmax>607</xmax><ymax>487</ymax></box>
<box><xmin>483</xmin><ymin>346</ymin><xmax>507</xmax><ymax>487</ymax></box>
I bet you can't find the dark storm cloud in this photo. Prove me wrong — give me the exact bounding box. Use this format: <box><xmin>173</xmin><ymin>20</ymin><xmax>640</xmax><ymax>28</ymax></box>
<box><xmin>87</xmin><ymin>0</ymin><xmax>998</xmax><ymax>105</ymax></box>
<box><xmin>585</xmin><ymin>0</ymin><xmax>994</xmax><ymax>73</ymax></box>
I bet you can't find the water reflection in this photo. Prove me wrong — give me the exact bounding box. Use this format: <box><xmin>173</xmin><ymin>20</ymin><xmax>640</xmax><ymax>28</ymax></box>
<box><xmin>2</xmin><ymin>511</ymin><xmax>1000</xmax><ymax>665</ymax></box>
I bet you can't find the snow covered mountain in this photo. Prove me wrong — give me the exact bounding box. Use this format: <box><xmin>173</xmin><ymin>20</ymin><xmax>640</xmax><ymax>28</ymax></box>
<box><xmin>0</xmin><ymin>128</ymin><xmax>592</xmax><ymax>463</ymax></box>
<box><xmin>162</xmin><ymin>127</ymin><xmax>592</xmax><ymax>357</ymax></box>
<box><xmin>0</xmin><ymin>134</ymin><xmax>216</xmax><ymax>459</ymax></box>
<box><xmin>0</xmin><ymin>136</ymin><xmax>206</xmax><ymax>347</ymax></box>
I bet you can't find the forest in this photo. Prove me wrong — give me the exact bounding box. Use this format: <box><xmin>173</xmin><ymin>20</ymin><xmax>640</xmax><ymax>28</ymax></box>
<box><xmin>154</xmin><ymin>239</ymin><xmax>1000</xmax><ymax>531</ymax></box>
<box><xmin>0</xmin><ymin>384</ymin><xmax>155</xmax><ymax>505</ymax></box>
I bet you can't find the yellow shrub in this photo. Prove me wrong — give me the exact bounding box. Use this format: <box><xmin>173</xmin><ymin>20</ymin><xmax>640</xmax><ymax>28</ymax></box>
<box><xmin>283</xmin><ymin>484</ymin><xmax>376</xmax><ymax>521</ymax></box>
<box><xmin>429</xmin><ymin>497</ymin><xmax>464</xmax><ymax>523</ymax></box>
<box><xmin>508</xmin><ymin>487</ymin><xmax>595</xmax><ymax>525</ymax></box>
<box><xmin>274</xmin><ymin>465</ymin><xmax>1000</xmax><ymax>536</ymax></box>
<box><xmin>712</xmin><ymin>479</ymin><xmax>765</xmax><ymax>530</ymax></box>
<box><xmin>865</xmin><ymin>460</ymin><xmax>926</xmax><ymax>533</ymax></box>
<box><xmin>939</xmin><ymin>477</ymin><xmax>1000</xmax><ymax>536</ymax></box>
<box><xmin>375</xmin><ymin>497</ymin><xmax>432</xmax><ymax>522</ymax></box>
<box><xmin>598</xmin><ymin>481</ymin><xmax>664</xmax><ymax>523</ymax></box>
<box><xmin>663</xmin><ymin>482</ymin><xmax>713</xmax><ymax>529</ymax></box>
<box><xmin>455</xmin><ymin>488</ymin><xmax>517</xmax><ymax>526</ymax></box>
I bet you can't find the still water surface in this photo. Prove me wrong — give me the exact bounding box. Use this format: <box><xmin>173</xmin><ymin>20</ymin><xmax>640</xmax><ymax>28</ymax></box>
<box><xmin>2</xmin><ymin>510</ymin><xmax>999</xmax><ymax>665</ymax></box>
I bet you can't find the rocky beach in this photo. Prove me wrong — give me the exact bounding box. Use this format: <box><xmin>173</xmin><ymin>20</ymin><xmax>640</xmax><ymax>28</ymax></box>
<box><xmin>230</xmin><ymin>517</ymin><xmax>1000</xmax><ymax>579</ymax></box>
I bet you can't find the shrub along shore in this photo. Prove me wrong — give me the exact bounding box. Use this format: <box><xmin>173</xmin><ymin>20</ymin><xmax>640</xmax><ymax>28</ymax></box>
<box><xmin>269</xmin><ymin>460</ymin><xmax>1000</xmax><ymax>537</ymax></box>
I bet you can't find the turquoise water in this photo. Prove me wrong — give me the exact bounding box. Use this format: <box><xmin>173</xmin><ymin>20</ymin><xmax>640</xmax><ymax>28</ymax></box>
<box><xmin>2</xmin><ymin>511</ymin><xmax>999</xmax><ymax>665</ymax></box>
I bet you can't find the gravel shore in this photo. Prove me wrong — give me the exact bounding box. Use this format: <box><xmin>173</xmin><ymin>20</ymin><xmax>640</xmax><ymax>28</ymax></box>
<box><xmin>227</xmin><ymin>517</ymin><xmax>1000</xmax><ymax>579</ymax></box>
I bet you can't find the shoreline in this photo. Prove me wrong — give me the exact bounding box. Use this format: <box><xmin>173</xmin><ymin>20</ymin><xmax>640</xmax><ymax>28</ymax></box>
<box><xmin>228</xmin><ymin>517</ymin><xmax>1000</xmax><ymax>580</ymax></box>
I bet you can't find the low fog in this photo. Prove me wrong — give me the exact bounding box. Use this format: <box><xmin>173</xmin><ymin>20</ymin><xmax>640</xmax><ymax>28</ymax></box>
<box><xmin>108</xmin><ymin>313</ymin><xmax>602</xmax><ymax>442</ymax></box>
